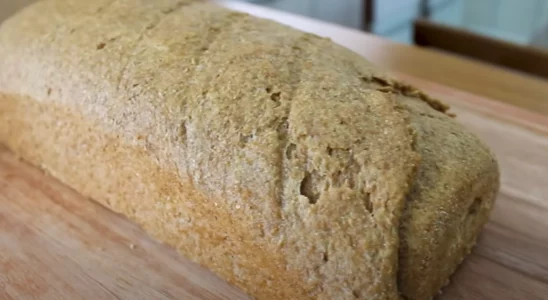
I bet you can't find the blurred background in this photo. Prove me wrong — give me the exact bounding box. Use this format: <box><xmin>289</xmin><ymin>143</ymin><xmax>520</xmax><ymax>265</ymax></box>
<box><xmin>4</xmin><ymin>0</ymin><xmax>548</xmax><ymax>47</ymax></box>
<box><xmin>236</xmin><ymin>0</ymin><xmax>548</xmax><ymax>47</ymax></box>
<box><xmin>234</xmin><ymin>0</ymin><xmax>548</xmax><ymax>79</ymax></box>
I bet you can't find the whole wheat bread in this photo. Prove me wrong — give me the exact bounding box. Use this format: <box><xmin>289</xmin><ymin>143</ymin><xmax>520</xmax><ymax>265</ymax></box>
<box><xmin>0</xmin><ymin>0</ymin><xmax>499</xmax><ymax>299</ymax></box>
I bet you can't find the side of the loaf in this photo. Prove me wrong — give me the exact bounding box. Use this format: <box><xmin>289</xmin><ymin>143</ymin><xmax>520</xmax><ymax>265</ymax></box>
<box><xmin>349</xmin><ymin>74</ymin><xmax>500</xmax><ymax>299</ymax></box>
<box><xmin>0</xmin><ymin>0</ymin><xmax>499</xmax><ymax>300</ymax></box>
<box><xmin>397</xmin><ymin>94</ymin><xmax>499</xmax><ymax>299</ymax></box>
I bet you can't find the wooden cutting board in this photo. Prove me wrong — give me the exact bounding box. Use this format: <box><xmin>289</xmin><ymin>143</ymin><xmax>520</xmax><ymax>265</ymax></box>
<box><xmin>1</xmin><ymin>74</ymin><xmax>547</xmax><ymax>300</ymax></box>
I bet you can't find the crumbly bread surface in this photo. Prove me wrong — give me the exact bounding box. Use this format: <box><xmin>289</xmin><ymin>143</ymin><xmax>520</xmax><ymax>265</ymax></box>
<box><xmin>0</xmin><ymin>1</ymin><xmax>499</xmax><ymax>299</ymax></box>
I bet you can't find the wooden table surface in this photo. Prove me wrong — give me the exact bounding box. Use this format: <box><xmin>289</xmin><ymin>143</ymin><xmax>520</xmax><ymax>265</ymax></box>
<box><xmin>1</xmin><ymin>1</ymin><xmax>548</xmax><ymax>300</ymax></box>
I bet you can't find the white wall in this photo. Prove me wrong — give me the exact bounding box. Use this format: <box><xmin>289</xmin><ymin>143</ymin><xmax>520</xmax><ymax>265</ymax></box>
<box><xmin>246</xmin><ymin>0</ymin><xmax>363</xmax><ymax>29</ymax></box>
<box><xmin>239</xmin><ymin>0</ymin><xmax>421</xmax><ymax>43</ymax></box>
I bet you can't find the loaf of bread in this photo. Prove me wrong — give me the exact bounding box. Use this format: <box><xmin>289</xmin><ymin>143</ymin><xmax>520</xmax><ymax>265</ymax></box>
<box><xmin>0</xmin><ymin>1</ymin><xmax>500</xmax><ymax>299</ymax></box>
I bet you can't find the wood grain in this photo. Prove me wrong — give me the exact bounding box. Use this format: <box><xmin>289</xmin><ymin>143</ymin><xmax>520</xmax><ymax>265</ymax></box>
<box><xmin>0</xmin><ymin>148</ymin><xmax>251</xmax><ymax>300</ymax></box>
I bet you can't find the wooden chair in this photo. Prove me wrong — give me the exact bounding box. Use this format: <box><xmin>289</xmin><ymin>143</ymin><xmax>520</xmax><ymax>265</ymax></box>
<box><xmin>413</xmin><ymin>18</ymin><xmax>548</xmax><ymax>79</ymax></box>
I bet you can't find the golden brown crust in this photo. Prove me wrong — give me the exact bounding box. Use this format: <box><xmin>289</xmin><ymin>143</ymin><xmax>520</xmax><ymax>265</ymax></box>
<box><xmin>0</xmin><ymin>1</ymin><xmax>499</xmax><ymax>299</ymax></box>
